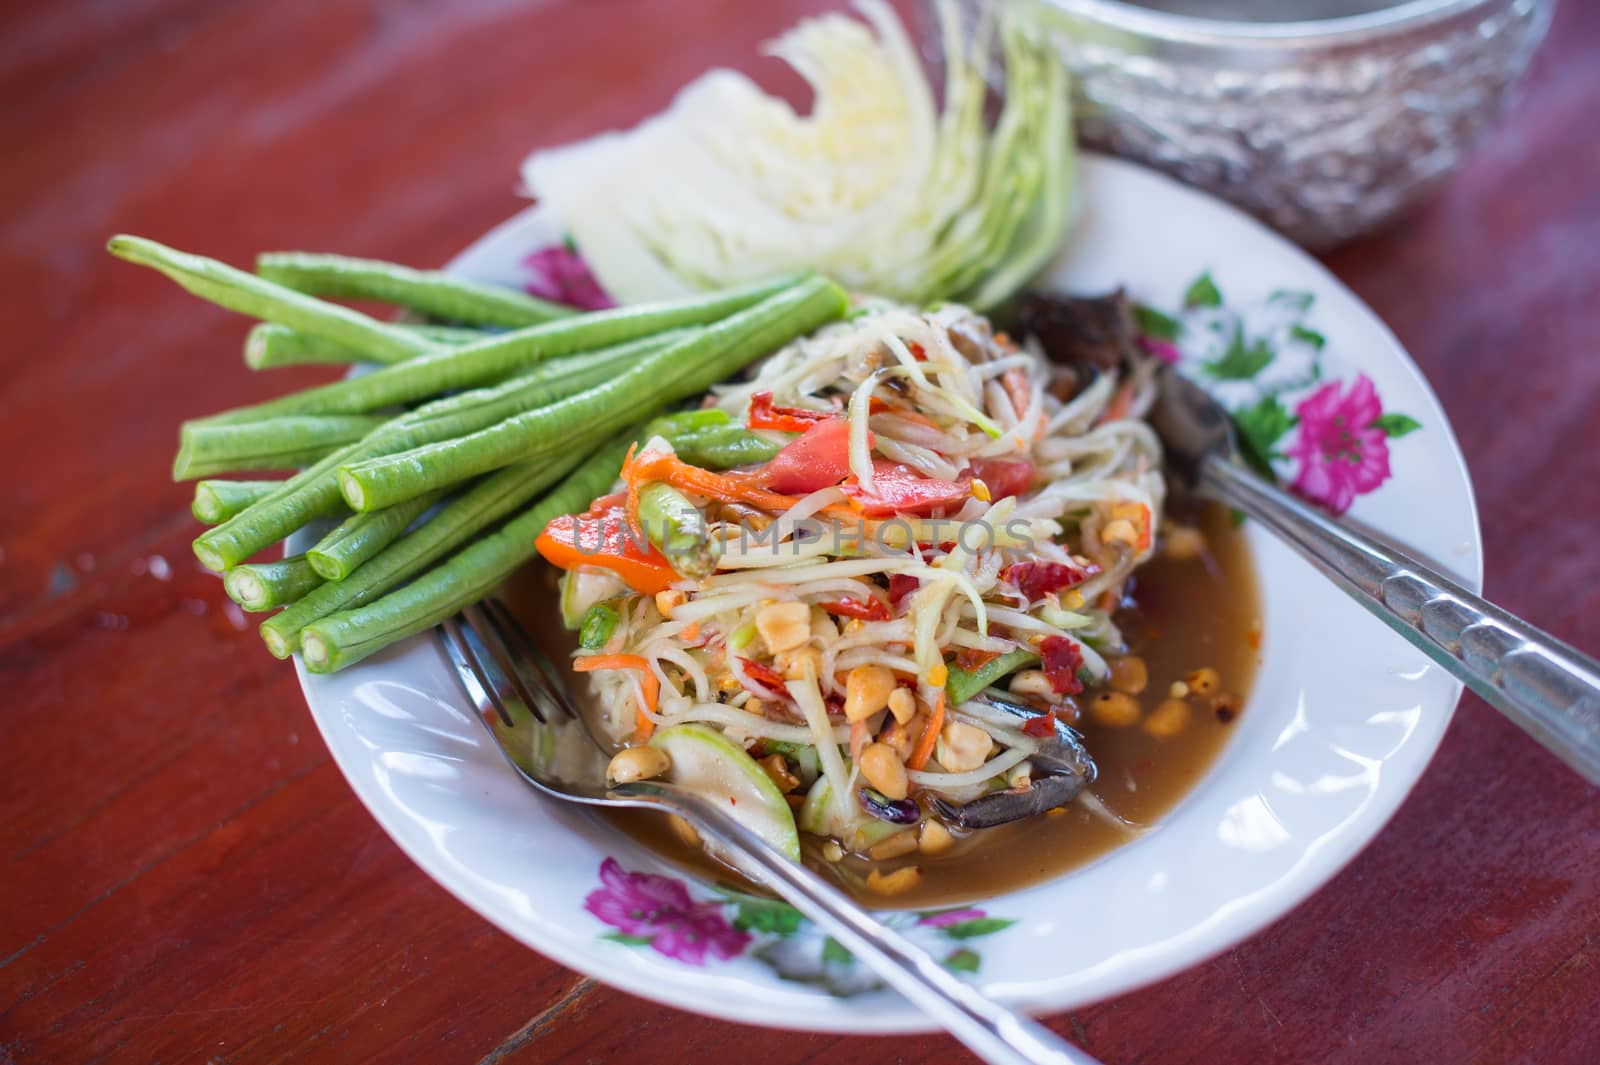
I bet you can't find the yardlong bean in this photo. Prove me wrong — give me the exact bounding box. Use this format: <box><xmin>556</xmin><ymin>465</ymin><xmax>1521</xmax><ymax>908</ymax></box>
<box><xmin>257</xmin><ymin>252</ymin><xmax>576</xmax><ymax>329</ymax></box>
<box><xmin>244</xmin><ymin>322</ymin><xmax>481</xmax><ymax>370</ymax></box>
<box><xmin>107</xmin><ymin>236</ymin><xmax>438</xmax><ymax>365</ymax></box>
<box><xmin>306</xmin><ymin>489</ymin><xmax>446</xmax><ymax>581</ymax></box>
<box><xmin>174</xmin><ymin>414</ymin><xmax>388</xmax><ymax>480</ymax></box>
<box><xmin>298</xmin><ymin>437</ymin><xmax>632</xmax><ymax>671</ymax></box>
<box><xmin>337</xmin><ymin>275</ymin><xmax>847</xmax><ymax>510</ymax></box>
<box><xmin>258</xmin><ymin>447</ymin><xmax>591</xmax><ymax>657</ymax></box>
<box><xmin>190</xmin><ymin>333</ymin><xmax>672</xmax><ymax>570</ymax></box>
<box><xmin>192</xmin><ymin>480</ymin><xmax>279</xmax><ymax>524</ymax></box>
<box><xmin>223</xmin><ymin>554</ymin><xmax>322</xmax><ymax>612</ymax></box>
<box><xmin>191</xmin><ymin>274</ymin><xmax>802</xmax><ymax>425</ymax></box>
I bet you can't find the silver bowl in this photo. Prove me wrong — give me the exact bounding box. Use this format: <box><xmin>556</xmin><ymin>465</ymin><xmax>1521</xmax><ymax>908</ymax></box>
<box><xmin>967</xmin><ymin>0</ymin><xmax>1555</xmax><ymax>248</ymax></box>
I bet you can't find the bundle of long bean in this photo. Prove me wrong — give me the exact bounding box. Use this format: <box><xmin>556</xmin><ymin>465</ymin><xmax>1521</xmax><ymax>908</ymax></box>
<box><xmin>112</xmin><ymin>235</ymin><xmax>849</xmax><ymax>670</ymax></box>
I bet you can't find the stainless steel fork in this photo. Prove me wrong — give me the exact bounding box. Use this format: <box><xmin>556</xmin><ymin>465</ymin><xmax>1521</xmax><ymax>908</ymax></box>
<box><xmin>439</xmin><ymin>599</ymin><xmax>1101</xmax><ymax>1065</ymax></box>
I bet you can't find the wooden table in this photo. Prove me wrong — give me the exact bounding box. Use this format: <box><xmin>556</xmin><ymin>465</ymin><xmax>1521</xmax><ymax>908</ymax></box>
<box><xmin>3</xmin><ymin>1</ymin><xmax>1597</xmax><ymax>1061</ymax></box>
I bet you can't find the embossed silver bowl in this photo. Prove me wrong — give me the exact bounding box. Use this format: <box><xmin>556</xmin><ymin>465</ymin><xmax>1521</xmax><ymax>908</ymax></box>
<box><xmin>960</xmin><ymin>0</ymin><xmax>1554</xmax><ymax>248</ymax></box>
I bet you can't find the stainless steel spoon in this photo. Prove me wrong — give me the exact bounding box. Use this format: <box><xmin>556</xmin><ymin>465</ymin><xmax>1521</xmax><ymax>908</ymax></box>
<box><xmin>1149</xmin><ymin>366</ymin><xmax>1600</xmax><ymax>784</ymax></box>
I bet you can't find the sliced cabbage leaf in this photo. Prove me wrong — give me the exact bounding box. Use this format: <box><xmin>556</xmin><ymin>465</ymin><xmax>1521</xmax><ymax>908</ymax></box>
<box><xmin>521</xmin><ymin>0</ymin><xmax>1073</xmax><ymax>311</ymax></box>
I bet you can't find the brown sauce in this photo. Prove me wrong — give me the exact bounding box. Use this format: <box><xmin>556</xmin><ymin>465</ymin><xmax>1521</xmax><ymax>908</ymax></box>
<box><xmin>511</xmin><ymin>498</ymin><xmax>1260</xmax><ymax>908</ymax></box>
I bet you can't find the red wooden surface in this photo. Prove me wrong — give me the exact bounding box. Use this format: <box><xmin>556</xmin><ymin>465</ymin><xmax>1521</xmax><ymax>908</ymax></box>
<box><xmin>2</xmin><ymin>0</ymin><xmax>1597</xmax><ymax>1061</ymax></box>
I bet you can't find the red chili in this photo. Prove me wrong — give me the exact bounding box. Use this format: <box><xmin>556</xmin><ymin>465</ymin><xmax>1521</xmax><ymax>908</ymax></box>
<box><xmin>1021</xmin><ymin>714</ymin><xmax>1057</xmax><ymax>738</ymax></box>
<box><xmin>747</xmin><ymin>391</ymin><xmax>835</xmax><ymax>433</ymax></box>
<box><xmin>1001</xmin><ymin>560</ymin><xmax>1101</xmax><ymax>603</ymax></box>
<box><xmin>888</xmin><ymin>573</ymin><xmax>920</xmax><ymax>609</ymax></box>
<box><xmin>738</xmin><ymin>657</ymin><xmax>789</xmax><ymax>694</ymax></box>
<box><xmin>817</xmin><ymin>596</ymin><xmax>891</xmax><ymax>621</ymax></box>
<box><xmin>1039</xmin><ymin>635</ymin><xmax>1085</xmax><ymax>695</ymax></box>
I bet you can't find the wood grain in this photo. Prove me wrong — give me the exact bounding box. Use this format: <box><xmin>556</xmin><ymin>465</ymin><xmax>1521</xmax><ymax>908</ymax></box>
<box><xmin>2</xmin><ymin>0</ymin><xmax>1596</xmax><ymax>1062</ymax></box>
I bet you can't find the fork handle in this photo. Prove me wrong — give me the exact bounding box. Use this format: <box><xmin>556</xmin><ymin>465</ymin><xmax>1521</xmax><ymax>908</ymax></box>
<box><xmin>658</xmin><ymin>791</ymin><xmax>1099</xmax><ymax>1065</ymax></box>
<box><xmin>1203</xmin><ymin>456</ymin><xmax>1600</xmax><ymax>785</ymax></box>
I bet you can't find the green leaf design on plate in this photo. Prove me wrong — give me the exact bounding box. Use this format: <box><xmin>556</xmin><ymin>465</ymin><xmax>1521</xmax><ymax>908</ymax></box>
<box><xmin>602</xmin><ymin>932</ymin><xmax>654</xmax><ymax>947</ymax></box>
<box><xmin>1290</xmin><ymin>323</ymin><xmax>1326</xmax><ymax>350</ymax></box>
<box><xmin>732</xmin><ymin>897</ymin><xmax>805</xmax><ymax>936</ymax></box>
<box><xmin>1232</xmin><ymin>393</ymin><xmax>1297</xmax><ymax>478</ymax></box>
<box><xmin>1202</xmin><ymin>324</ymin><xmax>1274</xmax><ymax>380</ymax></box>
<box><xmin>1134</xmin><ymin>304</ymin><xmax>1180</xmax><ymax>340</ymax></box>
<box><xmin>940</xmin><ymin>917</ymin><xmax>1018</xmax><ymax>940</ymax></box>
<box><xmin>821</xmin><ymin>937</ymin><xmax>854</xmax><ymax>965</ymax></box>
<box><xmin>1373</xmin><ymin>412</ymin><xmax>1421</xmax><ymax>438</ymax></box>
<box><xmin>1184</xmin><ymin>271</ymin><xmax>1222</xmax><ymax>309</ymax></box>
<box><xmin>1268</xmin><ymin>288</ymin><xmax>1315</xmax><ymax>312</ymax></box>
<box><xmin>944</xmin><ymin>948</ymin><xmax>981</xmax><ymax>973</ymax></box>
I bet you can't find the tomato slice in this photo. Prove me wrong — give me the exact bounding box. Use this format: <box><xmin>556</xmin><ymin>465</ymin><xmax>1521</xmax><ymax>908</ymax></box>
<box><xmin>969</xmin><ymin>458</ymin><xmax>1036</xmax><ymax>500</ymax></box>
<box><xmin>757</xmin><ymin>417</ymin><xmax>856</xmax><ymax>495</ymax></box>
<box><xmin>842</xmin><ymin>460</ymin><xmax>970</xmax><ymax>517</ymax></box>
<box><xmin>747</xmin><ymin>391</ymin><xmax>835</xmax><ymax>433</ymax></box>
<box><xmin>535</xmin><ymin>506</ymin><xmax>679</xmax><ymax>594</ymax></box>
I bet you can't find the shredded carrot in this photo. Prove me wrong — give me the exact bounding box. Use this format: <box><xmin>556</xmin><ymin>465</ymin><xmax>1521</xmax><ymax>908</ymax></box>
<box><xmin>1099</xmin><ymin>381</ymin><xmax>1136</xmax><ymax>424</ymax></box>
<box><xmin>907</xmin><ymin>691</ymin><xmax>945</xmax><ymax>772</ymax></box>
<box><xmin>680</xmin><ymin>622</ymin><xmax>701</xmax><ymax>643</ymax></box>
<box><xmin>1137</xmin><ymin>504</ymin><xmax>1153</xmax><ymax>552</ymax></box>
<box><xmin>849</xmin><ymin>719</ymin><xmax>869</xmax><ymax>763</ymax></box>
<box><xmin>1098</xmin><ymin>588</ymin><xmax>1119</xmax><ymax>613</ymax></box>
<box><xmin>629</xmin><ymin>451</ymin><xmax>859</xmax><ymax>523</ymax></box>
<box><xmin>573</xmin><ymin>654</ymin><xmax>658</xmax><ymax>739</ymax></box>
<box><xmin>1002</xmin><ymin>367</ymin><xmax>1030</xmax><ymax>418</ymax></box>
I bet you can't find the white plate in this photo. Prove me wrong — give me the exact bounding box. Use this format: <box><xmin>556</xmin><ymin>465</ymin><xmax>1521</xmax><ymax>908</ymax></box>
<box><xmin>292</xmin><ymin>154</ymin><xmax>1481</xmax><ymax>1031</ymax></box>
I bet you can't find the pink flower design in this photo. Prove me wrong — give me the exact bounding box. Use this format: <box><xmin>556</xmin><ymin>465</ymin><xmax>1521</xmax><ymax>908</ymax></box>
<box><xmin>1137</xmin><ymin>335</ymin><xmax>1182</xmax><ymax>366</ymax></box>
<box><xmin>918</xmin><ymin>908</ymin><xmax>986</xmax><ymax>929</ymax></box>
<box><xmin>523</xmin><ymin>244</ymin><xmax>613</xmax><ymax>310</ymax></box>
<box><xmin>1284</xmin><ymin>374</ymin><xmax>1392</xmax><ymax>515</ymax></box>
<box><xmin>585</xmin><ymin>858</ymin><xmax>750</xmax><ymax>964</ymax></box>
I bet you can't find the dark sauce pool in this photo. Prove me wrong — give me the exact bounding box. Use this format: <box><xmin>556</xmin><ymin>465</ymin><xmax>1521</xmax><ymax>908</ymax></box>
<box><xmin>510</xmin><ymin>498</ymin><xmax>1261</xmax><ymax>909</ymax></box>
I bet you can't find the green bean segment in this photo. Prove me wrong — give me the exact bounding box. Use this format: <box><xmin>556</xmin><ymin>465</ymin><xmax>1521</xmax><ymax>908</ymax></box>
<box><xmin>258</xmin><ymin>447</ymin><xmax>592</xmax><ymax>658</ymax></box>
<box><xmin>299</xmin><ymin>437</ymin><xmax>632</xmax><ymax>672</ymax></box>
<box><xmin>258</xmin><ymin>252</ymin><xmax>576</xmax><ymax>329</ymax></box>
<box><xmin>195</xmin><ymin>274</ymin><xmax>801</xmax><ymax>425</ymax></box>
<box><xmin>192</xmin><ymin>480</ymin><xmax>279</xmax><ymax>524</ymax></box>
<box><xmin>668</xmin><ymin>425</ymin><xmax>781</xmax><ymax>469</ymax></box>
<box><xmin>174</xmin><ymin>414</ymin><xmax>388</xmax><ymax>480</ymax></box>
<box><xmin>945</xmin><ymin>648</ymin><xmax>1040</xmax><ymax>706</ymax></box>
<box><xmin>223</xmin><ymin>554</ymin><xmax>322</xmax><ymax>612</ymax></box>
<box><xmin>191</xmin><ymin>334</ymin><xmax>668</xmax><ymax>571</ymax></box>
<box><xmin>245</xmin><ymin>322</ymin><xmax>482</xmax><ymax>370</ymax></box>
<box><xmin>106</xmin><ymin>236</ymin><xmax>438</xmax><ymax>365</ymax></box>
<box><xmin>306</xmin><ymin>489</ymin><xmax>446</xmax><ymax>581</ymax></box>
<box><xmin>338</xmin><ymin>275</ymin><xmax>847</xmax><ymax>510</ymax></box>
<box><xmin>579</xmin><ymin>602</ymin><xmax>621</xmax><ymax>650</ymax></box>
<box><xmin>638</xmin><ymin>482</ymin><xmax>717</xmax><ymax>578</ymax></box>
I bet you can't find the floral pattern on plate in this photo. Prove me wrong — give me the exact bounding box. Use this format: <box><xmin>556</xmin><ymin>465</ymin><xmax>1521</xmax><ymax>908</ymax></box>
<box><xmin>1137</xmin><ymin>272</ymin><xmax>1423</xmax><ymax>515</ymax></box>
<box><xmin>586</xmin><ymin>858</ymin><xmax>1016</xmax><ymax>996</ymax></box>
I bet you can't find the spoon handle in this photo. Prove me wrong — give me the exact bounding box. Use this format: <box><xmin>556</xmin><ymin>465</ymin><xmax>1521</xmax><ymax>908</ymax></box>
<box><xmin>654</xmin><ymin>790</ymin><xmax>1101</xmax><ymax>1065</ymax></box>
<box><xmin>1204</xmin><ymin>456</ymin><xmax>1600</xmax><ymax>785</ymax></box>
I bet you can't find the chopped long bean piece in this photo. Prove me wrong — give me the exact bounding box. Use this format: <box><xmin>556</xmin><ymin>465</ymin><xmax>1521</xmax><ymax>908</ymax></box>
<box><xmin>338</xmin><ymin>275</ymin><xmax>848</xmax><ymax>510</ymax></box>
<box><xmin>306</xmin><ymin>489</ymin><xmax>446</xmax><ymax>581</ymax></box>
<box><xmin>192</xmin><ymin>480</ymin><xmax>279</xmax><ymax>524</ymax></box>
<box><xmin>245</xmin><ymin>322</ymin><xmax>481</xmax><ymax>370</ymax></box>
<box><xmin>638</xmin><ymin>482</ymin><xmax>716</xmax><ymax>578</ymax></box>
<box><xmin>257</xmin><ymin>252</ymin><xmax>576</xmax><ymax>329</ymax></box>
<box><xmin>106</xmin><ymin>236</ymin><xmax>438</xmax><ymax>365</ymax></box>
<box><xmin>192</xmin><ymin>274</ymin><xmax>802</xmax><ymax>424</ymax></box>
<box><xmin>174</xmin><ymin>414</ymin><xmax>388</xmax><ymax>480</ymax></box>
<box><xmin>190</xmin><ymin>333</ymin><xmax>672</xmax><ymax>570</ymax></box>
<box><xmin>299</xmin><ymin>437</ymin><xmax>632</xmax><ymax>671</ymax></box>
<box><xmin>668</xmin><ymin>425</ymin><xmax>781</xmax><ymax>469</ymax></box>
<box><xmin>945</xmin><ymin>648</ymin><xmax>1040</xmax><ymax>707</ymax></box>
<box><xmin>258</xmin><ymin>447</ymin><xmax>592</xmax><ymax>657</ymax></box>
<box><xmin>223</xmin><ymin>554</ymin><xmax>322</xmax><ymax>611</ymax></box>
